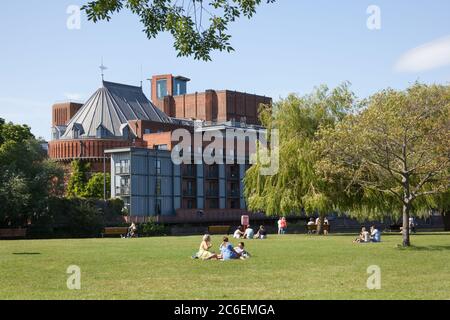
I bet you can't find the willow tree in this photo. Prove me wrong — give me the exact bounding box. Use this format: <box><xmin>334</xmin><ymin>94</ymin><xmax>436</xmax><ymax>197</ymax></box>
<box><xmin>82</xmin><ymin>0</ymin><xmax>276</xmax><ymax>61</ymax></box>
<box><xmin>317</xmin><ymin>84</ymin><xmax>450</xmax><ymax>246</ymax></box>
<box><xmin>244</xmin><ymin>84</ymin><xmax>356</xmax><ymax>233</ymax></box>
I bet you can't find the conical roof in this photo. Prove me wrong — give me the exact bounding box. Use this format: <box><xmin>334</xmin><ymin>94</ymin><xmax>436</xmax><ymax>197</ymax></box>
<box><xmin>61</xmin><ymin>81</ymin><xmax>172</xmax><ymax>139</ymax></box>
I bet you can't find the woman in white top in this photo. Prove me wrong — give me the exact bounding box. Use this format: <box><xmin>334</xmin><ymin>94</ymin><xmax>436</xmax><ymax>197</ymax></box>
<box><xmin>233</xmin><ymin>226</ymin><xmax>244</xmax><ymax>239</ymax></box>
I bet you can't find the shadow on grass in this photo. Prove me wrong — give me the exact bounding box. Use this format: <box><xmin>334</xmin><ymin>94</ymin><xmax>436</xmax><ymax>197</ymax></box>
<box><xmin>396</xmin><ymin>245</ymin><xmax>450</xmax><ymax>252</ymax></box>
<box><xmin>12</xmin><ymin>253</ymin><xmax>42</xmax><ymax>255</ymax></box>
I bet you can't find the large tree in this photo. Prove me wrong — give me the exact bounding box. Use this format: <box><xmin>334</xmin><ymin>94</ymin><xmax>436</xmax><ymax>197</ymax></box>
<box><xmin>66</xmin><ymin>160</ymin><xmax>91</xmax><ymax>198</ymax></box>
<box><xmin>84</xmin><ymin>173</ymin><xmax>111</xmax><ymax>199</ymax></box>
<box><xmin>317</xmin><ymin>84</ymin><xmax>450</xmax><ymax>246</ymax></box>
<box><xmin>82</xmin><ymin>0</ymin><xmax>276</xmax><ymax>61</ymax></box>
<box><xmin>0</xmin><ymin>119</ymin><xmax>64</xmax><ymax>227</ymax></box>
<box><xmin>244</xmin><ymin>84</ymin><xmax>356</xmax><ymax>233</ymax></box>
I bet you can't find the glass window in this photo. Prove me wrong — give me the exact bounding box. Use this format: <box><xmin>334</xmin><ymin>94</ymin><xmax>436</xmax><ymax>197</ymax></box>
<box><xmin>156</xmin><ymin>144</ymin><xmax>168</xmax><ymax>151</ymax></box>
<box><xmin>155</xmin><ymin>160</ymin><xmax>161</xmax><ymax>175</ymax></box>
<box><xmin>157</xmin><ymin>79</ymin><xmax>167</xmax><ymax>99</ymax></box>
<box><xmin>155</xmin><ymin>199</ymin><xmax>162</xmax><ymax>216</ymax></box>
<box><xmin>156</xmin><ymin>178</ymin><xmax>161</xmax><ymax>196</ymax></box>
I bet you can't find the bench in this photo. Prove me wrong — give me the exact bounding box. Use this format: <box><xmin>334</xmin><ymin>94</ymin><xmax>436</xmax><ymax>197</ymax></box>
<box><xmin>0</xmin><ymin>228</ymin><xmax>27</xmax><ymax>239</ymax></box>
<box><xmin>306</xmin><ymin>224</ymin><xmax>330</xmax><ymax>234</ymax></box>
<box><xmin>101</xmin><ymin>227</ymin><xmax>129</xmax><ymax>238</ymax></box>
<box><xmin>208</xmin><ymin>226</ymin><xmax>231</xmax><ymax>235</ymax></box>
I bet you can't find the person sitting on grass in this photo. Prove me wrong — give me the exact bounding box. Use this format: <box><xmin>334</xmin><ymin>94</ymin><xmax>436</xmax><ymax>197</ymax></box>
<box><xmin>218</xmin><ymin>237</ymin><xmax>240</xmax><ymax>261</ymax></box>
<box><xmin>233</xmin><ymin>226</ymin><xmax>245</xmax><ymax>239</ymax></box>
<box><xmin>244</xmin><ymin>225</ymin><xmax>255</xmax><ymax>239</ymax></box>
<box><xmin>234</xmin><ymin>242</ymin><xmax>251</xmax><ymax>259</ymax></box>
<box><xmin>194</xmin><ymin>234</ymin><xmax>218</xmax><ymax>260</ymax></box>
<box><xmin>254</xmin><ymin>225</ymin><xmax>267</xmax><ymax>239</ymax></box>
<box><xmin>353</xmin><ymin>227</ymin><xmax>370</xmax><ymax>243</ymax></box>
<box><xmin>370</xmin><ymin>226</ymin><xmax>381</xmax><ymax>243</ymax></box>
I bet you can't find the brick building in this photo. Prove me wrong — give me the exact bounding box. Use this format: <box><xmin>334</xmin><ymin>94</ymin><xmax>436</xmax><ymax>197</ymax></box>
<box><xmin>48</xmin><ymin>75</ymin><xmax>271</xmax><ymax>173</ymax></box>
<box><xmin>47</xmin><ymin>74</ymin><xmax>272</xmax><ymax>222</ymax></box>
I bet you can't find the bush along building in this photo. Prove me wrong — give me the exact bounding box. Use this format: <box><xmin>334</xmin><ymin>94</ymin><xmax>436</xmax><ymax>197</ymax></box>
<box><xmin>48</xmin><ymin>75</ymin><xmax>272</xmax><ymax>223</ymax></box>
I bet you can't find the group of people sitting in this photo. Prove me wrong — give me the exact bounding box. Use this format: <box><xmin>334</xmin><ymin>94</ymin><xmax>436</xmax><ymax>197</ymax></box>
<box><xmin>307</xmin><ymin>217</ymin><xmax>330</xmax><ymax>235</ymax></box>
<box><xmin>353</xmin><ymin>226</ymin><xmax>381</xmax><ymax>243</ymax></box>
<box><xmin>233</xmin><ymin>225</ymin><xmax>267</xmax><ymax>240</ymax></box>
<box><xmin>194</xmin><ymin>235</ymin><xmax>251</xmax><ymax>261</ymax></box>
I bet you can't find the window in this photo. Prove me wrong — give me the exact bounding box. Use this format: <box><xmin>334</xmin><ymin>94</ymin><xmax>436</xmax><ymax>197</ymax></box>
<box><xmin>115</xmin><ymin>160</ymin><xmax>130</xmax><ymax>174</ymax></box>
<box><xmin>156</xmin><ymin>178</ymin><xmax>161</xmax><ymax>196</ymax></box>
<box><xmin>157</xmin><ymin>79</ymin><xmax>167</xmax><ymax>99</ymax></box>
<box><xmin>187</xmin><ymin>200</ymin><xmax>194</xmax><ymax>209</ymax></box>
<box><xmin>208</xmin><ymin>199</ymin><xmax>219</xmax><ymax>209</ymax></box>
<box><xmin>116</xmin><ymin>176</ymin><xmax>130</xmax><ymax>195</ymax></box>
<box><xmin>155</xmin><ymin>199</ymin><xmax>162</xmax><ymax>216</ymax></box>
<box><xmin>155</xmin><ymin>159</ymin><xmax>161</xmax><ymax>175</ymax></box>
<box><xmin>156</xmin><ymin>144</ymin><xmax>168</xmax><ymax>151</ymax></box>
<box><xmin>173</xmin><ymin>79</ymin><xmax>187</xmax><ymax>96</ymax></box>
<box><xmin>144</xmin><ymin>129</ymin><xmax>152</xmax><ymax>134</ymax></box>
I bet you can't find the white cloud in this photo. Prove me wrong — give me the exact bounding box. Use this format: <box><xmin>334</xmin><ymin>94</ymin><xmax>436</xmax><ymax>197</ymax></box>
<box><xmin>395</xmin><ymin>36</ymin><xmax>450</xmax><ymax>73</ymax></box>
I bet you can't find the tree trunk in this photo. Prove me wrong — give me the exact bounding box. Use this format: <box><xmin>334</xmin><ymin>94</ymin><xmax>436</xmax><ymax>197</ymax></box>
<box><xmin>442</xmin><ymin>210</ymin><xmax>450</xmax><ymax>231</ymax></box>
<box><xmin>402</xmin><ymin>202</ymin><xmax>411</xmax><ymax>247</ymax></box>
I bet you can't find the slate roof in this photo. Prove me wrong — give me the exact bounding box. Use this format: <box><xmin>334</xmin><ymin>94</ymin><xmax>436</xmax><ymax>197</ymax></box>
<box><xmin>61</xmin><ymin>81</ymin><xmax>172</xmax><ymax>139</ymax></box>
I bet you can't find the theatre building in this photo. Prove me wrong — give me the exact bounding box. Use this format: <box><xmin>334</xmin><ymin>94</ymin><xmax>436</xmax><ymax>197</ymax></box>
<box><xmin>48</xmin><ymin>74</ymin><xmax>272</xmax><ymax>222</ymax></box>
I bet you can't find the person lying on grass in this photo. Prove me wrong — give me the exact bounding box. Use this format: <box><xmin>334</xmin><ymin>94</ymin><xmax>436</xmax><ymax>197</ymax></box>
<box><xmin>194</xmin><ymin>234</ymin><xmax>219</xmax><ymax>260</ymax></box>
<box><xmin>218</xmin><ymin>237</ymin><xmax>241</xmax><ymax>261</ymax></box>
<box><xmin>234</xmin><ymin>242</ymin><xmax>251</xmax><ymax>259</ymax></box>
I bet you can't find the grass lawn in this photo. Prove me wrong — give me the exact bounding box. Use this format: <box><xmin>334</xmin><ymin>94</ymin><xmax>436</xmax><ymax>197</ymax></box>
<box><xmin>1</xmin><ymin>233</ymin><xmax>449</xmax><ymax>300</ymax></box>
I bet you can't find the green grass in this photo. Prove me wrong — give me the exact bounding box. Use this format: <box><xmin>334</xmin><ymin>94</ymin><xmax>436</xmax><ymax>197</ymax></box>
<box><xmin>1</xmin><ymin>233</ymin><xmax>449</xmax><ymax>300</ymax></box>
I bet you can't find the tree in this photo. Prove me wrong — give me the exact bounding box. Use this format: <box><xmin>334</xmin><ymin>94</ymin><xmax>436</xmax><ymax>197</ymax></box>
<box><xmin>66</xmin><ymin>160</ymin><xmax>91</xmax><ymax>198</ymax></box>
<box><xmin>82</xmin><ymin>0</ymin><xmax>276</xmax><ymax>61</ymax></box>
<box><xmin>317</xmin><ymin>84</ymin><xmax>450</xmax><ymax>246</ymax></box>
<box><xmin>0</xmin><ymin>121</ymin><xmax>64</xmax><ymax>227</ymax></box>
<box><xmin>244</xmin><ymin>84</ymin><xmax>356</xmax><ymax>234</ymax></box>
<box><xmin>84</xmin><ymin>173</ymin><xmax>111</xmax><ymax>199</ymax></box>
<box><xmin>0</xmin><ymin>118</ymin><xmax>34</xmax><ymax>145</ymax></box>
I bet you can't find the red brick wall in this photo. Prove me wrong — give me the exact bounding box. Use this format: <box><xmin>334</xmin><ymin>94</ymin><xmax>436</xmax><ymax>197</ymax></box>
<box><xmin>48</xmin><ymin>139</ymin><xmax>130</xmax><ymax>160</ymax></box>
<box><xmin>162</xmin><ymin>90</ymin><xmax>270</xmax><ymax>125</ymax></box>
<box><xmin>52</xmin><ymin>102</ymin><xmax>83</xmax><ymax>127</ymax></box>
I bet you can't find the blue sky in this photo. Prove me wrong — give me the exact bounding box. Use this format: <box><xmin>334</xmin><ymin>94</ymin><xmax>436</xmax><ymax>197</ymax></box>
<box><xmin>0</xmin><ymin>0</ymin><xmax>449</xmax><ymax>140</ymax></box>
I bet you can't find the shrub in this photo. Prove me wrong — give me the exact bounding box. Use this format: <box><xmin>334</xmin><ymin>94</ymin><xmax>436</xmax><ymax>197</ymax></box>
<box><xmin>139</xmin><ymin>221</ymin><xmax>170</xmax><ymax>237</ymax></box>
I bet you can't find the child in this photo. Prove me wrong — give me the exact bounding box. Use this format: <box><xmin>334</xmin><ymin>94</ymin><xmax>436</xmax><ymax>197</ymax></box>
<box><xmin>234</xmin><ymin>242</ymin><xmax>251</xmax><ymax>260</ymax></box>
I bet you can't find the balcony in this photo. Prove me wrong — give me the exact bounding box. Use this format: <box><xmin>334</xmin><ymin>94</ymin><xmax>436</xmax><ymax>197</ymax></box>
<box><xmin>227</xmin><ymin>171</ymin><xmax>239</xmax><ymax>180</ymax></box>
<box><xmin>205</xmin><ymin>189</ymin><xmax>219</xmax><ymax>198</ymax></box>
<box><xmin>182</xmin><ymin>167</ymin><xmax>196</xmax><ymax>178</ymax></box>
<box><xmin>205</xmin><ymin>170</ymin><xmax>219</xmax><ymax>179</ymax></box>
<box><xmin>183</xmin><ymin>189</ymin><xmax>196</xmax><ymax>198</ymax></box>
<box><xmin>115</xmin><ymin>166</ymin><xmax>130</xmax><ymax>175</ymax></box>
<box><xmin>228</xmin><ymin>190</ymin><xmax>240</xmax><ymax>198</ymax></box>
<box><xmin>116</xmin><ymin>186</ymin><xmax>130</xmax><ymax>196</ymax></box>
